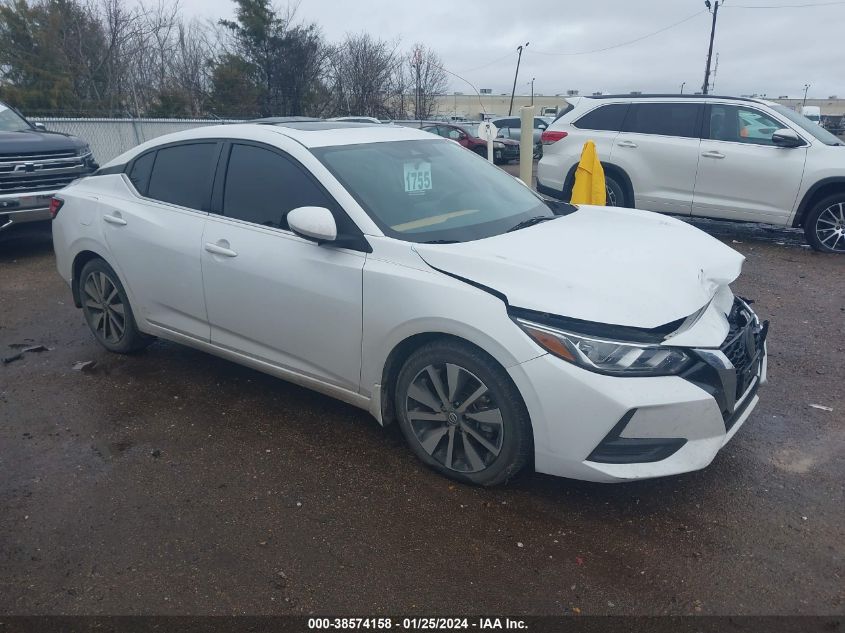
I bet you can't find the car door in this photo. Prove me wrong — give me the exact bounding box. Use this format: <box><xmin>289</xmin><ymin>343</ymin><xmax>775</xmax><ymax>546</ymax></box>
<box><xmin>611</xmin><ymin>102</ymin><xmax>703</xmax><ymax>215</ymax></box>
<box><xmin>692</xmin><ymin>103</ymin><xmax>808</xmax><ymax>223</ymax></box>
<box><xmin>100</xmin><ymin>142</ymin><xmax>218</xmax><ymax>341</ymax></box>
<box><xmin>201</xmin><ymin>141</ymin><xmax>366</xmax><ymax>391</ymax></box>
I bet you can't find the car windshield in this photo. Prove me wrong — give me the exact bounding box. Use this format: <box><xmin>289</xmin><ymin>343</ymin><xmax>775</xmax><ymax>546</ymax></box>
<box><xmin>770</xmin><ymin>105</ymin><xmax>843</xmax><ymax>146</ymax></box>
<box><xmin>313</xmin><ymin>139</ymin><xmax>559</xmax><ymax>243</ymax></box>
<box><xmin>0</xmin><ymin>103</ymin><xmax>33</xmax><ymax>132</ymax></box>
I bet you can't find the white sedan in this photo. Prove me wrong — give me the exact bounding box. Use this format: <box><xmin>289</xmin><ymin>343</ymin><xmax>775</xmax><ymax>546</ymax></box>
<box><xmin>51</xmin><ymin>121</ymin><xmax>767</xmax><ymax>485</ymax></box>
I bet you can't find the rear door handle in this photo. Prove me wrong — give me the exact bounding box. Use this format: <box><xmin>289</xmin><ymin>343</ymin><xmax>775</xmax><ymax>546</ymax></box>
<box><xmin>204</xmin><ymin>242</ymin><xmax>238</xmax><ymax>258</ymax></box>
<box><xmin>103</xmin><ymin>214</ymin><xmax>127</xmax><ymax>226</ymax></box>
<box><xmin>702</xmin><ymin>151</ymin><xmax>726</xmax><ymax>159</ymax></box>
<box><xmin>617</xmin><ymin>140</ymin><xmax>638</xmax><ymax>148</ymax></box>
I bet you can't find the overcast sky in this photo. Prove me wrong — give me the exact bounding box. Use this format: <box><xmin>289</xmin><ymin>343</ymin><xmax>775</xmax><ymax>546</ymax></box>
<box><xmin>179</xmin><ymin>0</ymin><xmax>845</xmax><ymax>99</ymax></box>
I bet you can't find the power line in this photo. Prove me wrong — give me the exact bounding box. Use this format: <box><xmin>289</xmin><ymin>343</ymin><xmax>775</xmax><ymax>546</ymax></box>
<box><xmin>727</xmin><ymin>1</ymin><xmax>845</xmax><ymax>7</ymax></box>
<box><xmin>531</xmin><ymin>10</ymin><xmax>707</xmax><ymax>57</ymax></box>
<box><xmin>458</xmin><ymin>51</ymin><xmax>519</xmax><ymax>74</ymax></box>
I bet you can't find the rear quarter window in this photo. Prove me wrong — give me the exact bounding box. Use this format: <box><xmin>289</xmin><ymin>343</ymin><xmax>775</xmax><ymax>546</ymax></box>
<box><xmin>127</xmin><ymin>152</ymin><xmax>155</xmax><ymax>195</ymax></box>
<box><xmin>573</xmin><ymin>104</ymin><xmax>629</xmax><ymax>131</ymax></box>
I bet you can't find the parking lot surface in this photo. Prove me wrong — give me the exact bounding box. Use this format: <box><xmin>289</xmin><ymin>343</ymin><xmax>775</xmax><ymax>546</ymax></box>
<box><xmin>1</xmin><ymin>222</ymin><xmax>843</xmax><ymax>616</ymax></box>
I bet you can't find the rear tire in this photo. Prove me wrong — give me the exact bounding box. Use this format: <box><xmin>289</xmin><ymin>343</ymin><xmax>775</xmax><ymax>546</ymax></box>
<box><xmin>79</xmin><ymin>259</ymin><xmax>152</xmax><ymax>353</ymax></box>
<box><xmin>605</xmin><ymin>173</ymin><xmax>628</xmax><ymax>208</ymax></box>
<box><xmin>394</xmin><ymin>340</ymin><xmax>533</xmax><ymax>486</ymax></box>
<box><xmin>803</xmin><ymin>194</ymin><xmax>845</xmax><ymax>253</ymax></box>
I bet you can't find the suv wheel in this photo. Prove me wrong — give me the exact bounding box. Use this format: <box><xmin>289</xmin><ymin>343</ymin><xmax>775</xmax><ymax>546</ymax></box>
<box><xmin>804</xmin><ymin>195</ymin><xmax>845</xmax><ymax>253</ymax></box>
<box><xmin>605</xmin><ymin>174</ymin><xmax>627</xmax><ymax>208</ymax></box>
<box><xmin>394</xmin><ymin>341</ymin><xmax>533</xmax><ymax>486</ymax></box>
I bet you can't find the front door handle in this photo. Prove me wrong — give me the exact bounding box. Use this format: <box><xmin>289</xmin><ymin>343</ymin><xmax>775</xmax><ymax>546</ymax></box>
<box><xmin>103</xmin><ymin>214</ymin><xmax>127</xmax><ymax>226</ymax></box>
<box><xmin>204</xmin><ymin>241</ymin><xmax>238</xmax><ymax>258</ymax></box>
<box><xmin>702</xmin><ymin>151</ymin><xmax>726</xmax><ymax>159</ymax></box>
<box><xmin>617</xmin><ymin>140</ymin><xmax>638</xmax><ymax>148</ymax></box>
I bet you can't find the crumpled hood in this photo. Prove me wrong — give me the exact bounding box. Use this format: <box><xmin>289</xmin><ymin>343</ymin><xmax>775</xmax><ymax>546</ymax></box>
<box><xmin>414</xmin><ymin>205</ymin><xmax>745</xmax><ymax>329</ymax></box>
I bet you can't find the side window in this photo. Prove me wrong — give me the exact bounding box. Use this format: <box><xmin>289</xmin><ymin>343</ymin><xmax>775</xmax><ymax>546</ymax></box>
<box><xmin>222</xmin><ymin>143</ymin><xmax>334</xmax><ymax>230</ymax></box>
<box><xmin>625</xmin><ymin>103</ymin><xmax>701</xmax><ymax>138</ymax></box>
<box><xmin>709</xmin><ymin>105</ymin><xmax>782</xmax><ymax>145</ymax></box>
<box><xmin>534</xmin><ymin>118</ymin><xmax>547</xmax><ymax>130</ymax></box>
<box><xmin>127</xmin><ymin>151</ymin><xmax>155</xmax><ymax>195</ymax></box>
<box><xmin>147</xmin><ymin>143</ymin><xmax>218</xmax><ymax>210</ymax></box>
<box><xmin>573</xmin><ymin>104</ymin><xmax>629</xmax><ymax>132</ymax></box>
<box><xmin>421</xmin><ymin>125</ymin><xmax>439</xmax><ymax>135</ymax></box>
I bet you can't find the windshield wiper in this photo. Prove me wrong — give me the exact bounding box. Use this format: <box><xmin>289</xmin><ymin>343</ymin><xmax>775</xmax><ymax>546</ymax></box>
<box><xmin>506</xmin><ymin>216</ymin><xmax>554</xmax><ymax>233</ymax></box>
<box><xmin>421</xmin><ymin>239</ymin><xmax>460</xmax><ymax>244</ymax></box>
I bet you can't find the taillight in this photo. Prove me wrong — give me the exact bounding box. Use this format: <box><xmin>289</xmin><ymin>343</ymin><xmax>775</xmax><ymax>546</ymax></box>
<box><xmin>541</xmin><ymin>130</ymin><xmax>568</xmax><ymax>145</ymax></box>
<box><xmin>49</xmin><ymin>197</ymin><xmax>64</xmax><ymax>219</ymax></box>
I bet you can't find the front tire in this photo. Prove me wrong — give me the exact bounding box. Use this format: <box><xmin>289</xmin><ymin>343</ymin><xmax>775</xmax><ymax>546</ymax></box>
<box><xmin>804</xmin><ymin>195</ymin><xmax>845</xmax><ymax>253</ymax></box>
<box><xmin>394</xmin><ymin>341</ymin><xmax>533</xmax><ymax>486</ymax></box>
<box><xmin>79</xmin><ymin>259</ymin><xmax>152</xmax><ymax>353</ymax></box>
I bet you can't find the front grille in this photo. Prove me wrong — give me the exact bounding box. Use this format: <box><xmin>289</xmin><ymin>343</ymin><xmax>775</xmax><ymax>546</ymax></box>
<box><xmin>721</xmin><ymin>299</ymin><xmax>764</xmax><ymax>401</ymax></box>
<box><xmin>0</xmin><ymin>172</ymin><xmax>79</xmax><ymax>193</ymax></box>
<box><xmin>0</xmin><ymin>149</ymin><xmax>77</xmax><ymax>162</ymax></box>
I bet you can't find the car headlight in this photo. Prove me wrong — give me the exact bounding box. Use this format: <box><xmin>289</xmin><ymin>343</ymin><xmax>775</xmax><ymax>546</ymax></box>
<box><xmin>493</xmin><ymin>141</ymin><xmax>505</xmax><ymax>149</ymax></box>
<box><xmin>515</xmin><ymin>319</ymin><xmax>692</xmax><ymax>376</ymax></box>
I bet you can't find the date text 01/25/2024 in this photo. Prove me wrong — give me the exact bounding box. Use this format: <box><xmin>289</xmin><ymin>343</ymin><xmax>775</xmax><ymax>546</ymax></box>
<box><xmin>307</xmin><ymin>617</ymin><xmax>527</xmax><ymax>630</ymax></box>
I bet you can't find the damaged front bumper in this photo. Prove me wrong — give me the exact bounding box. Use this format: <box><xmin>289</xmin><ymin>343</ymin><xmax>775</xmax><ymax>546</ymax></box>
<box><xmin>508</xmin><ymin>298</ymin><xmax>768</xmax><ymax>482</ymax></box>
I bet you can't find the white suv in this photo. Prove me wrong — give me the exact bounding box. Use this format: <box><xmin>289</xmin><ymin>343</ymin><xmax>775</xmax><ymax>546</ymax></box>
<box><xmin>537</xmin><ymin>95</ymin><xmax>845</xmax><ymax>253</ymax></box>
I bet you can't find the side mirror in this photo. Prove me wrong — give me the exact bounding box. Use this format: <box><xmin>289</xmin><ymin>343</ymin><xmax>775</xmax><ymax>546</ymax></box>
<box><xmin>33</xmin><ymin>122</ymin><xmax>46</xmax><ymax>131</ymax></box>
<box><xmin>772</xmin><ymin>128</ymin><xmax>804</xmax><ymax>148</ymax></box>
<box><xmin>287</xmin><ymin>206</ymin><xmax>337</xmax><ymax>243</ymax></box>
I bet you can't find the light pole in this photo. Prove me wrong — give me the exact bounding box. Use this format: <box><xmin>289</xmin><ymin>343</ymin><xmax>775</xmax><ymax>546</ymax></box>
<box><xmin>508</xmin><ymin>42</ymin><xmax>529</xmax><ymax>116</ymax></box>
<box><xmin>680</xmin><ymin>81</ymin><xmax>686</xmax><ymax>95</ymax></box>
<box><xmin>531</xmin><ymin>77</ymin><xmax>535</xmax><ymax>106</ymax></box>
<box><xmin>702</xmin><ymin>0</ymin><xmax>720</xmax><ymax>95</ymax></box>
<box><xmin>803</xmin><ymin>83</ymin><xmax>811</xmax><ymax>108</ymax></box>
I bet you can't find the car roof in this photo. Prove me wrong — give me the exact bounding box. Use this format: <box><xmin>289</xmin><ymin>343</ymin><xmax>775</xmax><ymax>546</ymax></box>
<box><xmin>100</xmin><ymin>121</ymin><xmax>438</xmax><ymax>167</ymax></box>
<box><xmin>581</xmin><ymin>94</ymin><xmax>769</xmax><ymax>105</ymax></box>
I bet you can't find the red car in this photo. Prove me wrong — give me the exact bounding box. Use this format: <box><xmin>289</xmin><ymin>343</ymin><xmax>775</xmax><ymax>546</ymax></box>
<box><xmin>395</xmin><ymin>121</ymin><xmax>521</xmax><ymax>164</ymax></box>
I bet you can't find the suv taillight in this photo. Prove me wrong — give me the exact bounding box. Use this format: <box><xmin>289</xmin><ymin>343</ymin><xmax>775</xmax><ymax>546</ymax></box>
<box><xmin>49</xmin><ymin>197</ymin><xmax>64</xmax><ymax>219</ymax></box>
<box><xmin>541</xmin><ymin>130</ymin><xmax>568</xmax><ymax>145</ymax></box>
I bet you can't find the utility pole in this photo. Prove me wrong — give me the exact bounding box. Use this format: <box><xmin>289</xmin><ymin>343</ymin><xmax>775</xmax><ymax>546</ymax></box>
<box><xmin>803</xmin><ymin>83</ymin><xmax>811</xmax><ymax>108</ymax></box>
<box><xmin>702</xmin><ymin>0</ymin><xmax>720</xmax><ymax>95</ymax></box>
<box><xmin>508</xmin><ymin>42</ymin><xmax>529</xmax><ymax>116</ymax></box>
<box><xmin>413</xmin><ymin>48</ymin><xmax>422</xmax><ymax>119</ymax></box>
<box><xmin>531</xmin><ymin>77</ymin><xmax>535</xmax><ymax>106</ymax></box>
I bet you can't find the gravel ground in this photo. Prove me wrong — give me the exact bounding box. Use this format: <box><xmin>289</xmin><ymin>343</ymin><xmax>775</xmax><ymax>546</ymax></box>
<box><xmin>0</xmin><ymin>218</ymin><xmax>843</xmax><ymax>617</ymax></box>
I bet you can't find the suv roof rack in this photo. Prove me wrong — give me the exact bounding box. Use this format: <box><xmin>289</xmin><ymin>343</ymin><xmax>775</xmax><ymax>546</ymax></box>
<box><xmin>585</xmin><ymin>94</ymin><xmax>760</xmax><ymax>102</ymax></box>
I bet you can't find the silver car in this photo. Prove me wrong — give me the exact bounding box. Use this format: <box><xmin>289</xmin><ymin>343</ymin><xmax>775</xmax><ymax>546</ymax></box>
<box><xmin>491</xmin><ymin>116</ymin><xmax>549</xmax><ymax>159</ymax></box>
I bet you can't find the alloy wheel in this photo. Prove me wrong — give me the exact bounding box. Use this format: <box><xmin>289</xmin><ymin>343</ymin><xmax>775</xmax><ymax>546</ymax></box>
<box><xmin>606</xmin><ymin>185</ymin><xmax>617</xmax><ymax>207</ymax></box>
<box><xmin>816</xmin><ymin>202</ymin><xmax>845</xmax><ymax>252</ymax></box>
<box><xmin>83</xmin><ymin>271</ymin><xmax>126</xmax><ymax>344</ymax></box>
<box><xmin>404</xmin><ymin>363</ymin><xmax>504</xmax><ymax>473</ymax></box>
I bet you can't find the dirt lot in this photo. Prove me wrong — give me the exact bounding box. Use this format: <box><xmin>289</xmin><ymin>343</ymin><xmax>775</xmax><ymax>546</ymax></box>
<box><xmin>0</xmin><ymin>218</ymin><xmax>843</xmax><ymax>616</ymax></box>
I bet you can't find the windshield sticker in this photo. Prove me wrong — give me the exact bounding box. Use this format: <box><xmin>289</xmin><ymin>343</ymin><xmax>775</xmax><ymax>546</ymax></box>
<box><xmin>404</xmin><ymin>161</ymin><xmax>432</xmax><ymax>194</ymax></box>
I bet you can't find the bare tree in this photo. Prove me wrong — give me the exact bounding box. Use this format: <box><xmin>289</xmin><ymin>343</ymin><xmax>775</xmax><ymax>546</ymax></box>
<box><xmin>408</xmin><ymin>43</ymin><xmax>447</xmax><ymax>119</ymax></box>
<box><xmin>326</xmin><ymin>33</ymin><xmax>398</xmax><ymax>118</ymax></box>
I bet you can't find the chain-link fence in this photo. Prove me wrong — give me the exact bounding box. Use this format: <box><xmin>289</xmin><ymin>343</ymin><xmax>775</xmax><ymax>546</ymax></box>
<box><xmin>29</xmin><ymin>117</ymin><xmax>246</xmax><ymax>164</ymax></box>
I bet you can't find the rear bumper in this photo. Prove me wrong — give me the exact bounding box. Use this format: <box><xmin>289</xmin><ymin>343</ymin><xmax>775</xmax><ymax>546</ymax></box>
<box><xmin>0</xmin><ymin>192</ymin><xmax>55</xmax><ymax>231</ymax></box>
